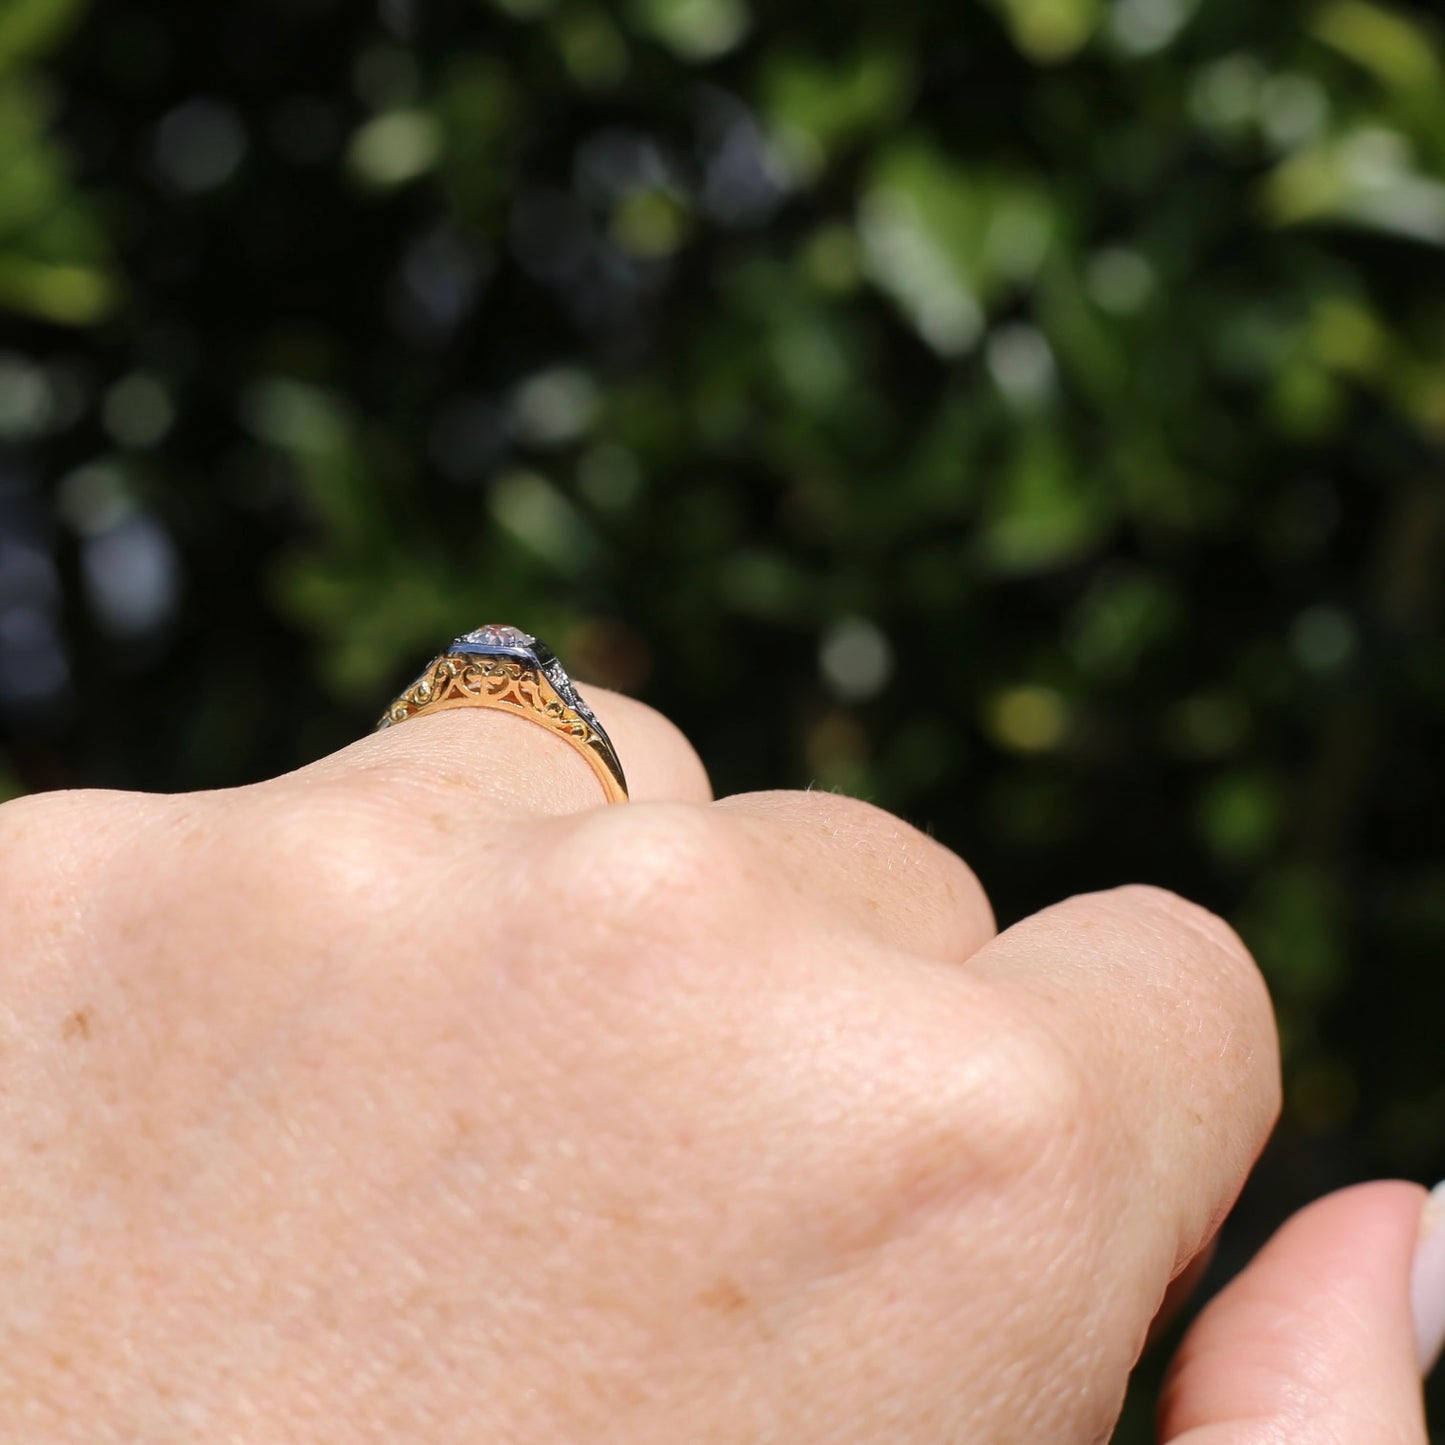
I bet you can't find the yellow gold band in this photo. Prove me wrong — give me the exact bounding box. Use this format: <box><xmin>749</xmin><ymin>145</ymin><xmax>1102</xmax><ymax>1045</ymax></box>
<box><xmin>377</xmin><ymin>650</ymin><xmax>628</xmax><ymax>805</ymax></box>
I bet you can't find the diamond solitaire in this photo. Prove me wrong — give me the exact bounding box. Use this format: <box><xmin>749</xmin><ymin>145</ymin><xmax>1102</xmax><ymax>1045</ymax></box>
<box><xmin>377</xmin><ymin>625</ymin><xmax>628</xmax><ymax>804</ymax></box>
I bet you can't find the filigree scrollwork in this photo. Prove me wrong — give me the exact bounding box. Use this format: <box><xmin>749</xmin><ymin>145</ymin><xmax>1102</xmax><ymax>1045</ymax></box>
<box><xmin>376</xmin><ymin>651</ymin><xmax>628</xmax><ymax>803</ymax></box>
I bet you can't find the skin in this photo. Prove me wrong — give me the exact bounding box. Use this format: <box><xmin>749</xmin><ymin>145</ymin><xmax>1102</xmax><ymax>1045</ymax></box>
<box><xmin>0</xmin><ymin>690</ymin><xmax>1429</xmax><ymax>1442</ymax></box>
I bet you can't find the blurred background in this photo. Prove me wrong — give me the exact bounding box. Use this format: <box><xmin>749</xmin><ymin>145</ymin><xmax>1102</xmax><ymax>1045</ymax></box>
<box><xmin>2</xmin><ymin>0</ymin><xmax>1443</xmax><ymax>1433</ymax></box>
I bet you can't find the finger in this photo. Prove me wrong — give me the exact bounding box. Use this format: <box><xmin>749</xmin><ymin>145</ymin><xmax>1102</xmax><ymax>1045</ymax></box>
<box><xmin>709</xmin><ymin>789</ymin><xmax>996</xmax><ymax>963</ymax></box>
<box><xmin>964</xmin><ymin>886</ymin><xmax>1281</xmax><ymax>1332</ymax></box>
<box><xmin>1145</xmin><ymin>1239</ymin><xmax>1218</xmax><ymax>1354</ymax></box>
<box><xmin>1158</xmin><ymin>1180</ymin><xmax>1429</xmax><ymax>1443</ymax></box>
<box><xmin>285</xmin><ymin>684</ymin><xmax>713</xmax><ymax>813</ymax></box>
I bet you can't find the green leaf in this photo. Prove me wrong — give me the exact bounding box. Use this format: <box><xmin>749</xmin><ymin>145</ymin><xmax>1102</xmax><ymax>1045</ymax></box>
<box><xmin>859</xmin><ymin>137</ymin><xmax>1054</xmax><ymax>354</ymax></box>
<box><xmin>433</xmin><ymin>56</ymin><xmax>522</xmax><ymax>229</ymax></box>
<box><xmin>0</xmin><ymin>251</ymin><xmax>116</xmax><ymax>322</ymax></box>
<box><xmin>1195</xmin><ymin>769</ymin><xmax>1283</xmax><ymax>864</ymax></box>
<box><xmin>1263</xmin><ymin>129</ymin><xmax>1445</xmax><ymax>245</ymax></box>
<box><xmin>345</xmin><ymin>109</ymin><xmax>443</xmax><ymax>190</ymax></box>
<box><xmin>760</xmin><ymin>46</ymin><xmax>914</xmax><ymax>181</ymax></box>
<box><xmin>1311</xmin><ymin>0</ymin><xmax>1442</xmax><ymax>94</ymax></box>
<box><xmin>981</xmin><ymin>0</ymin><xmax>1103</xmax><ymax>63</ymax></box>
<box><xmin>0</xmin><ymin>0</ymin><xmax>87</xmax><ymax>74</ymax></box>
<box><xmin>1240</xmin><ymin>865</ymin><xmax>1347</xmax><ymax>1004</ymax></box>
<box><xmin>974</xmin><ymin>433</ymin><xmax>1115</xmax><ymax>573</ymax></box>
<box><xmin>1067</xmin><ymin>566</ymin><xmax>1180</xmax><ymax>679</ymax></box>
<box><xmin>0</xmin><ymin>80</ymin><xmax>119</xmax><ymax>324</ymax></box>
<box><xmin>625</xmin><ymin>0</ymin><xmax>748</xmax><ymax>62</ymax></box>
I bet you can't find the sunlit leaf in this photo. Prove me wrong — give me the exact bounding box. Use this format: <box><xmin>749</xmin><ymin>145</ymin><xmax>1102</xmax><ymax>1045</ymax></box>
<box><xmin>346</xmin><ymin>109</ymin><xmax>443</xmax><ymax>189</ymax></box>
<box><xmin>625</xmin><ymin>0</ymin><xmax>748</xmax><ymax>61</ymax></box>
<box><xmin>859</xmin><ymin>138</ymin><xmax>1055</xmax><ymax>354</ymax></box>
<box><xmin>1263</xmin><ymin>128</ymin><xmax>1445</xmax><ymax>244</ymax></box>
<box><xmin>982</xmin><ymin>0</ymin><xmax>1103</xmax><ymax>62</ymax></box>
<box><xmin>760</xmin><ymin>45</ymin><xmax>914</xmax><ymax>182</ymax></box>
<box><xmin>1311</xmin><ymin>0</ymin><xmax>1442</xmax><ymax>93</ymax></box>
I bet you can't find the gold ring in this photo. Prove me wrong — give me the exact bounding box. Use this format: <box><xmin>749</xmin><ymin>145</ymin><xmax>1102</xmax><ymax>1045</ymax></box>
<box><xmin>376</xmin><ymin>624</ymin><xmax>628</xmax><ymax>804</ymax></box>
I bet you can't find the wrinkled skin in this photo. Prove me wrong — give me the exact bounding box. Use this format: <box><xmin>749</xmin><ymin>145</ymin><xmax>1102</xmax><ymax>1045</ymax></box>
<box><xmin>0</xmin><ymin>694</ymin><xmax>1429</xmax><ymax>1441</ymax></box>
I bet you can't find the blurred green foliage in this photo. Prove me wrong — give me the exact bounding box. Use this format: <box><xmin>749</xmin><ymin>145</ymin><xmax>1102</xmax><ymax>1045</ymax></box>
<box><xmin>0</xmin><ymin>0</ymin><xmax>116</xmax><ymax>321</ymax></box>
<box><xmin>2</xmin><ymin>0</ymin><xmax>1444</xmax><ymax>1435</ymax></box>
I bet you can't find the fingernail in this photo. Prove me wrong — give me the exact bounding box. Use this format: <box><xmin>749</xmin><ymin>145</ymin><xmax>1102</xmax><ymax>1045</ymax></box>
<box><xmin>1410</xmin><ymin>1180</ymin><xmax>1445</xmax><ymax>1374</ymax></box>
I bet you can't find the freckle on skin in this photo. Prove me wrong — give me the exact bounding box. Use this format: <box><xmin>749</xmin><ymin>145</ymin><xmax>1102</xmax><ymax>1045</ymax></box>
<box><xmin>697</xmin><ymin>1277</ymin><xmax>750</xmax><ymax>1315</ymax></box>
<box><xmin>62</xmin><ymin>1010</ymin><xmax>91</xmax><ymax>1042</ymax></box>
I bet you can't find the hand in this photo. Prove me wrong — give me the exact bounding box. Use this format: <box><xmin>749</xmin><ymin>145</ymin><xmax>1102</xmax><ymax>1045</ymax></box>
<box><xmin>0</xmin><ymin>689</ymin><xmax>1430</xmax><ymax>1440</ymax></box>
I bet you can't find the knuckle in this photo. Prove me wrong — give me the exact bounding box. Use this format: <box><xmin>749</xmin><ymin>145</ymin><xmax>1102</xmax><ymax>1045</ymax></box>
<box><xmin>723</xmin><ymin>789</ymin><xmax>995</xmax><ymax>938</ymax></box>
<box><xmin>0</xmin><ymin>789</ymin><xmax>59</xmax><ymax>866</ymax></box>
<box><xmin>814</xmin><ymin>792</ymin><xmax>932</xmax><ymax>869</ymax></box>
<box><xmin>538</xmin><ymin>802</ymin><xmax>746</xmax><ymax>948</ymax></box>
<box><xmin>0</xmin><ymin>787</ymin><xmax>144</xmax><ymax>882</ymax></box>
<box><xmin>743</xmin><ymin>788</ymin><xmax>915</xmax><ymax>854</ymax></box>
<box><xmin>230</xmin><ymin>782</ymin><xmax>417</xmax><ymax>931</ymax></box>
<box><xmin>0</xmin><ymin>789</ymin><xmax>166</xmax><ymax>996</ymax></box>
<box><xmin>1112</xmin><ymin>883</ymin><xmax>1249</xmax><ymax>961</ymax></box>
<box><xmin>1110</xmin><ymin>883</ymin><xmax>1281</xmax><ymax>1109</ymax></box>
<box><xmin>1114</xmin><ymin>881</ymin><xmax>1270</xmax><ymax>1003</ymax></box>
<box><xmin>952</xmin><ymin>991</ymin><xmax>1098</xmax><ymax>1180</ymax></box>
<box><xmin>0</xmin><ymin>785</ymin><xmax>107</xmax><ymax>839</ymax></box>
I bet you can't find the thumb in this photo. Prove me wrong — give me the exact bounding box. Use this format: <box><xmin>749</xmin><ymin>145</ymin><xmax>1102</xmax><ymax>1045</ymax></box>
<box><xmin>1157</xmin><ymin>1180</ymin><xmax>1434</xmax><ymax>1443</ymax></box>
